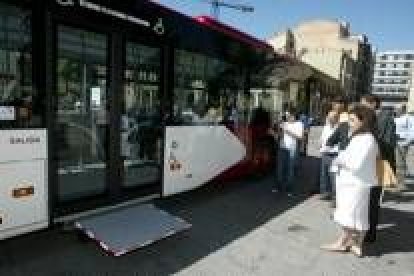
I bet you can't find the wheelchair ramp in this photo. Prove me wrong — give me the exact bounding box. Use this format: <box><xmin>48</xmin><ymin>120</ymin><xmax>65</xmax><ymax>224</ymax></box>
<box><xmin>75</xmin><ymin>204</ymin><xmax>191</xmax><ymax>256</ymax></box>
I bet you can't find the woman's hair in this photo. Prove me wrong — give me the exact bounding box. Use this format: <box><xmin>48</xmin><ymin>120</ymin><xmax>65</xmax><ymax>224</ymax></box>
<box><xmin>348</xmin><ymin>103</ymin><xmax>377</xmax><ymax>138</ymax></box>
<box><xmin>360</xmin><ymin>94</ymin><xmax>380</xmax><ymax>109</ymax></box>
<box><xmin>331</xmin><ymin>96</ymin><xmax>346</xmax><ymax>113</ymax></box>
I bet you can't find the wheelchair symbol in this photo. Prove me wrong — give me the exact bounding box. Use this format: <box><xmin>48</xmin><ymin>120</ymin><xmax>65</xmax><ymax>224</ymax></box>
<box><xmin>153</xmin><ymin>18</ymin><xmax>165</xmax><ymax>35</ymax></box>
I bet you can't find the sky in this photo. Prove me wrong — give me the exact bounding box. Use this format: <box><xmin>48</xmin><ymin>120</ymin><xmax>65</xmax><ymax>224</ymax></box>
<box><xmin>157</xmin><ymin>0</ymin><xmax>414</xmax><ymax>51</ymax></box>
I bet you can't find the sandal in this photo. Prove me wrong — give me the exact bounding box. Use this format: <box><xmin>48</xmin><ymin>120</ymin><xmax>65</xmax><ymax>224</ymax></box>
<box><xmin>320</xmin><ymin>243</ymin><xmax>350</xmax><ymax>252</ymax></box>
<box><xmin>350</xmin><ymin>245</ymin><xmax>363</xmax><ymax>258</ymax></box>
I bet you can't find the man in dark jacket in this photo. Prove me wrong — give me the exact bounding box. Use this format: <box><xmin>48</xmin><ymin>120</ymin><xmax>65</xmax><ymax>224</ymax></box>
<box><xmin>326</xmin><ymin>96</ymin><xmax>351</xmax><ymax>152</ymax></box>
<box><xmin>326</xmin><ymin>122</ymin><xmax>350</xmax><ymax>152</ymax></box>
<box><xmin>325</xmin><ymin>97</ymin><xmax>351</xmax><ymax>207</ymax></box>
<box><xmin>361</xmin><ymin>94</ymin><xmax>397</xmax><ymax>243</ymax></box>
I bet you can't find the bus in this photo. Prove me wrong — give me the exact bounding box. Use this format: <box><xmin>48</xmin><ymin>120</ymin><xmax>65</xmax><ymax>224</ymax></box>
<box><xmin>0</xmin><ymin>0</ymin><xmax>276</xmax><ymax>240</ymax></box>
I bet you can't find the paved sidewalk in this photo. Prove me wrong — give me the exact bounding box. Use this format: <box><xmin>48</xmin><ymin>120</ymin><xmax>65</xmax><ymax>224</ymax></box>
<box><xmin>176</xmin><ymin>179</ymin><xmax>414</xmax><ymax>276</ymax></box>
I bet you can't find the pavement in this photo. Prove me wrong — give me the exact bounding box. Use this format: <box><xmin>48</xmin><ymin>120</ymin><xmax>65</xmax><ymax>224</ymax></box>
<box><xmin>1</xmin><ymin>127</ymin><xmax>413</xmax><ymax>276</ymax></box>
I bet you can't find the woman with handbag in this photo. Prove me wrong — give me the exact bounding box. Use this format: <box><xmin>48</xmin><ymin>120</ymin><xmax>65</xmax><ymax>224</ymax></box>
<box><xmin>321</xmin><ymin>104</ymin><xmax>379</xmax><ymax>257</ymax></box>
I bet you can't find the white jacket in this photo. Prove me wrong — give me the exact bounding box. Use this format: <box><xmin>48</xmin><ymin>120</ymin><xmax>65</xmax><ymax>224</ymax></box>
<box><xmin>334</xmin><ymin>133</ymin><xmax>379</xmax><ymax>188</ymax></box>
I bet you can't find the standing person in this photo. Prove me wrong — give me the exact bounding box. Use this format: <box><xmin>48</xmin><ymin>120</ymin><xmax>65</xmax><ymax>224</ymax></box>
<box><xmin>299</xmin><ymin>112</ymin><xmax>311</xmax><ymax>156</ymax></box>
<box><xmin>361</xmin><ymin>95</ymin><xmax>397</xmax><ymax>170</ymax></box>
<box><xmin>395</xmin><ymin>104</ymin><xmax>414</xmax><ymax>185</ymax></box>
<box><xmin>321</xmin><ymin>104</ymin><xmax>379</xmax><ymax>257</ymax></box>
<box><xmin>319</xmin><ymin>110</ymin><xmax>340</xmax><ymax>200</ymax></box>
<box><xmin>325</xmin><ymin>98</ymin><xmax>352</xmax><ymax>207</ymax></box>
<box><xmin>360</xmin><ymin>94</ymin><xmax>397</xmax><ymax>243</ymax></box>
<box><xmin>275</xmin><ymin>108</ymin><xmax>304</xmax><ymax>196</ymax></box>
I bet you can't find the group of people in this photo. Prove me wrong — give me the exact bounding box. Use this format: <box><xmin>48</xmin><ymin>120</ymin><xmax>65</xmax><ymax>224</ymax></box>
<box><xmin>270</xmin><ymin>94</ymin><xmax>410</xmax><ymax>258</ymax></box>
<box><xmin>318</xmin><ymin>95</ymin><xmax>397</xmax><ymax>258</ymax></box>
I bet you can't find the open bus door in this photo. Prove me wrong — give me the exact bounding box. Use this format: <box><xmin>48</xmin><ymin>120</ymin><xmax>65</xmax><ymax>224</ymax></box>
<box><xmin>53</xmin><ymin>25</ymin><xmax>163</xmax><ymax>216</ymax></box>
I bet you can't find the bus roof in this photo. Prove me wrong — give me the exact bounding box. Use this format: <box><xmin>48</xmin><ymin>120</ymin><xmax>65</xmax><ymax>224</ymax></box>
<box><xmin>148</xmin><ymin>1</ymin><xmax>271</xmax><ymax>50</ymax></box>
<box><xmin>195</xmin><ymin>16</ymin><xmax>272</xmax><ymax>50</ymax></box>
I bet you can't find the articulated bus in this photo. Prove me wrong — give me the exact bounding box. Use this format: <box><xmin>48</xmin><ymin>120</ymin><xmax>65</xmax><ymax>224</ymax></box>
<box><xmin>0</xmin><ymin>0</ymin><xmax>276</xmax><ymax>240</ymax></box>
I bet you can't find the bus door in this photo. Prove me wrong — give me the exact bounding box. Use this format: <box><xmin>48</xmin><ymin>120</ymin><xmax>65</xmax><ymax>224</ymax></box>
<box><xmin>120</xmin><ymin>41</ymin><xmax>162</xmax><ymax>194</ymax></box>
<box><xmin>54</xmin><ymin>26</ymin><xmax>162</xmax><ymax>214</ymax></box>
<box><xmin>54</xmin><ymin>25</ymin><xmax>110</xmax><ymax>208</ymax></box>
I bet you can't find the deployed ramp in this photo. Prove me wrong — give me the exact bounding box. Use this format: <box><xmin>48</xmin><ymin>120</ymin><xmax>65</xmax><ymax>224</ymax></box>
<box><xmin>75</xmin><ymin>204</ymin><xmax>191</xmax><ymax>256</ymax></box>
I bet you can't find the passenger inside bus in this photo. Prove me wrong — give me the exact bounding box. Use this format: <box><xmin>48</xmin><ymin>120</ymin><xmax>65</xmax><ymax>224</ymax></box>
<box><xmin>200</xmin><ymin>103</ymin><xmax>222</xmax><ymax>124</ymax></box>
<box><xmin>121</xmin><ymin>107</ymin><xmax>162</xmax><ymax>162</ymax></box>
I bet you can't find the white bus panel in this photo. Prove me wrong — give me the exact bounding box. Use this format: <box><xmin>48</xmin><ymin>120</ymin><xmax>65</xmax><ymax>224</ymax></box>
<box><xmin>163</xmin><ymin>126</ymin><xmax>246</xmax><ymax>196</ymax></box>
<box><xmin>0</xmin><ymin>129</ymin><xmax>49</xmax><ymax>240</ymax></box>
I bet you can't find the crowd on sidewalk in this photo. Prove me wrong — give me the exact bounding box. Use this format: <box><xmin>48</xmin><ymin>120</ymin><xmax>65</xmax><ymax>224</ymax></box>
<box><xmin>268</xmin><ymin>94</ymin><xmax>414</xmax><ymax>258</ymax></box>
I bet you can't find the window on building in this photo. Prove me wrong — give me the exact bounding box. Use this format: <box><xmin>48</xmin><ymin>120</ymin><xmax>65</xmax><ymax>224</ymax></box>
<box><xmin>379</xmin><ymin>63</ymin><xmax>386</xmax><ymax>68</ymax></box>
<box><xmin>393</xmin><ymin>54</ymin><xmax>400</xmax><ymax>60</ymax></box>
<box><xmin>379</xmin><ymin>71</ymin><xmax>385</xmax><ymax>76</ymax></box>
<box><xmin>404</xmin><ymin>63</ymin><xmax>411</xmax><ymax>68</ymax></box>
<box><xmin>380</xmin><ymin>55</ymin><xmax>388</xmax><ymax>60</ymax></box>
<box><xmin>403</xmin><ymin>71</ymin><xmax>409</xmax><ymax>76</ymax></box>
<box><xmin>393</xmin><ymin>63</ymin><xmax>397</xmax><ymax>68</ymax></box>
<box><xmin>405</xmin><ymin>54</ymin><xmax>414</xmax><ymax>60</ymax></box>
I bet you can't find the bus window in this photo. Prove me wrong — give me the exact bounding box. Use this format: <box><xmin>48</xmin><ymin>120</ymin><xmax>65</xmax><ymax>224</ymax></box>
<box><xmin>0</xmin><ymin>3</ymin><xmax>41</xmax><ymax>129</ymax></box>
<box><xmin>173</xmin><ymin>49</ymin><xmax>246</xmax><ymax>126</ymax></box>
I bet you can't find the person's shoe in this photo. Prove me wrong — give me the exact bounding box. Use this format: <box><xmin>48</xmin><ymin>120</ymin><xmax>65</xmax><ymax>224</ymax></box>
<box><xmin>320</xmin><ymin>243</ymin><xmax>349</xmax><ymax>252</ymax></box>
<box><xmin>350</xmin><ymin>245</ymin><xmax>363</xmax><ymax>257</ymax></box>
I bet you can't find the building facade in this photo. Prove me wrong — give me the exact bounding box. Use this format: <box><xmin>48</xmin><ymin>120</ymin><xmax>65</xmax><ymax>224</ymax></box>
<box><xmin>268</xmin><ymin>20</ymin><xmax>374</xmax><ymax>101</ymax></box>
<box><xmin>372</xmin><ymin>51</ymin><xmax>414</xmax><ymax>109</ymax></box>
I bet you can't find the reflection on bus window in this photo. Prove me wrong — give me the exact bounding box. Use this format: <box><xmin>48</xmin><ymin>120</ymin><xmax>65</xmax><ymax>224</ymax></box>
<box><xmin>56</xmin><ymin>26</ymin><xmax>108</xmax><ymax>167</ymax></box>
<box><xmin>0</xmin><ymin>4</ymin><xmax>41</xmax><ymax>128</ymax></box>
<box><xmin>55</xmin><ymin>26</ymin><xmax>109</xmax><ymax>202</ymax></box>
<box><xmin>250</xmin><ymin>88</ymin><xmax>284</xmax><ymax>123</ymax></box>
<box><xmin>121</xmin><ymin>42</ymin><xmax>162</xmax><ymax>188</ymax></box>
<box><xmin>173</xmin><ymin>49</ymin><xmax>249</xmax><ymax>126</ymax></box>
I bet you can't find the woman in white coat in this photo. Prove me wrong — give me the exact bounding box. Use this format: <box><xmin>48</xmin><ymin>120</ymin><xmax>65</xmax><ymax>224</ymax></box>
<box><xmin>321</xmin><ymin>104</ymin><xmax>379</xmax><ymax>257</ymax></box>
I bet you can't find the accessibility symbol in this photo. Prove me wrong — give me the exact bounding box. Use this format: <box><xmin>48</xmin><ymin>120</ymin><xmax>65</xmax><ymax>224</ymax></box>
<box><xmin>153</xmin><ymin>18</ymin><xmax>165</xmax><ymax>35</ymax></box>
